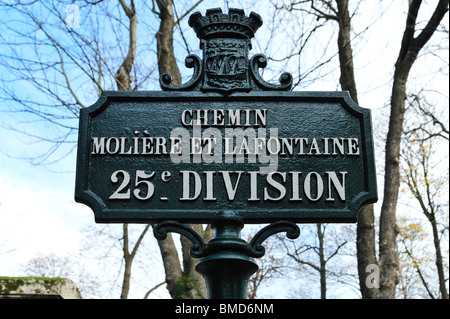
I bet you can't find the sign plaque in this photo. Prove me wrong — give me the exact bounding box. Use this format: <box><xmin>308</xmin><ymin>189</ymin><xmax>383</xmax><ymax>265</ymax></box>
<box><xmin>75</xmin><ymin>8</ymin><xmax>377</xmax><ymax>224</ymax></box>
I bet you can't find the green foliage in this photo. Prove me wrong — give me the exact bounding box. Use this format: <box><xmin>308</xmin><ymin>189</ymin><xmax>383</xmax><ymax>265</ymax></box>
<box><xmin>173</xmin><ymin>276</ymin><xmax>204</xmax><ymax>299</ymax></box>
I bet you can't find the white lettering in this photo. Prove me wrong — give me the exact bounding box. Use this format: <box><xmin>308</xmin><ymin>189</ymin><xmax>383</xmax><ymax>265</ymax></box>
<box><xmin>290</xmin><ymin>171</ymin><xmax>302</xmax><ymax>201</ymax></box>
<box><xmin>106</xmin><ymin>137</ymin><xmax>120</xmax><ymax>154</ymax></box>
<box><xmin>248</xmin><ymin>171</ymin><xmax>260</xmax><ymax>201</ymax></box>
<box><xmin>181</xmin><ymin>109</ymin><xmax>193</xmax><ymax>126</ymax></box>
<box><xmin>221</xmin><ymin>171</ymin><xmax>244</xmax><ymax>200</ymax></box>
<box><xmin>92</xmin><ymin>137</ymin><xmax>106</xmax><ymax>154</ymax></box>
<box><xmin>347</xmin><ymin>138</ymin><xmax>360</xmax><ymax>155</ymax></box>
<box><xmin>264</xmin><ymin>172</ymin><xmax>286</xmax><ymax>201</ymax></box>
<box><xmin>204</xmin><ymin>171</ymin><xmax>216</xmax><ymax>201</ymax></box>
<box><xmin>180</xmin><ymin>109</ymin><xmax>267</xmax><ymax>128</ymax></box>
<box><xmin>180</xmin><ymin>171</ymin><xmax>202</xmax><ymax>200</ymax></box>
<box><xmin>332</xmin><ymin>138</ymin><xmax>345</xmax><ymax>155</ymax></box>
<box><xmin>326</xmin><ymin>171</ymin><xmax>347</xmax><ymax>201</ymax></box>
<box><xmin>304</xmin><ymin>172</ymin><xmax>324</xmax><ymax>201</ymax></box>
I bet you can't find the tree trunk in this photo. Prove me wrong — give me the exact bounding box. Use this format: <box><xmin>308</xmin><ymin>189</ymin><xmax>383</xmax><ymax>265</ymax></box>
<box><xmin>335</xmin><ymin>0</ymin><xmax>358</xmax><ymax>103</ymax></box>
<box><xmin>379</xmin><ymin>0</ymin><xmax>448</xmax><ymax>298</ymax></box>
<box><xmin>429</xmin><ymin>213</ymin><xmax>449</xmax><ymax>299</ymax></box>
<box><xmin>114</xmin><ymin>0</ymin><xmax>139</xmax><ymax>299</ymax></box>
<box><xmin>356</xmin><ymin>205</ymin><xmax>379</xmax><ymax>298</ymax></box>
<box><xmin>155</xmin><ymin>231</ymin><xmax>184</xmax><ymax>297</ymax></box>
<box><xmin>115</xmin><ymin>0</ymin><xmax>137</xmax><ymax>91</ymax></box>
<box><xmin>155</xmin><ymin>0</ymin><xmax>181</xmax><ymax>85</ymax></box>
<box><xmin>317</xmin><ymin>224</ymin><xmax>327</xmax><ymax>299</ymax></box>
<box><xmin>333</xmin><ymin>0</ymin><xmax>448</xmax><ymax>299</ymax></box>
<box><xmin>180</xmin><ymin>224</ymin><xmax>208</xmax><ymax>298</ymax></box>
<box><xmin>379</xmin><ymin>74</ymin><xmax>405</xmax><ymax>298</ymax></box>
<box><xmin>153</xmin><ymin>0</ymin><xmax>211</xmax><ymax>299</ymax></box>
<box><xmin>120</xmin><ymin>224</ymin><xmax>132</xmax><ymax>299</ymax></box>
<box><xmin>120</xmin><ymin>223</ymin><xmax>152</xmax><ymax>299</ymax></box>
<box><xmin>334</xmin><ymin>0</ymin><xmax>379</xmax><ymax>298</ymax></box>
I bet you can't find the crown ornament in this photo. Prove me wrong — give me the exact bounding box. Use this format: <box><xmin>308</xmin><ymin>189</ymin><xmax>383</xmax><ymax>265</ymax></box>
<box><xmin>160</xmin><ymin>8</ymin><xmax>292</xmax><ymax>94</ymax></box>
<box><xmin>188</xmin><ymin>8</ymin><xmax>263</xmax><ymax>40</ymax></box>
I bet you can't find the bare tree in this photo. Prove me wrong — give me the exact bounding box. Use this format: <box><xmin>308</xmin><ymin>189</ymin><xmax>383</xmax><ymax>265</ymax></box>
<box><xmin>273</xmin><ymin>0</ymin><xmax>378</xmax><ymax>298</ymax></box>
<box><xmin>280</xmin><ymin>223</ymin><xmax>352</xmax><ymax>298</ymax></box>
<box><xmin>274</xmin><ymin>0</ymin><xmax>449</xmax><ymax>299</ymax></box>
<box><xmin>378</xmin><ymin>0</ymin><xmax>448</xmax><ymax>298</ymax></box>
<box><xmin>0</xmin><ymin>0</ymin><xmax>206</xmax><ymax>299</ymax></box>
<box><xmin>149</xmin><ymin>0</ymin><xmax>212</xmax><ymax>299</ymax></box>
<box><xmin>247</xmin><ymin>235</ymin><xmax>284</xmax><ymax>299</ymax></box>
<box><xmin>400</xmin><ymin>94</ymin><xmax>449</xmax><ymax>298</ymax></box>
<box><xmin>115</xmin><ymin>0</ymin><xmax>138</xmax><ymax>92</ymax></box>
<box><xmin>0</xmin><ymin>0</ymin><xmax>157</xmax><ymax>164</ymax></box>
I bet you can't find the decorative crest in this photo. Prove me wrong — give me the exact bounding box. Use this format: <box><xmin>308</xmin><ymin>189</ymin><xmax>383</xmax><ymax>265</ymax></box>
<box><xmin>188</xmin><ymin>8</ymin><xmax>263</xmax><ymax>40</ymax></box>
<box><xmin>160</xmin><ymin>8</ymin><xmax>293</xmax><ymax>94</ymax></box>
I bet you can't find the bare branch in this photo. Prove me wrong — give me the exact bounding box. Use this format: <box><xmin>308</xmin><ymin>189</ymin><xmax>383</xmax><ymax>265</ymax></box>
<box><xmin>143</xmin><ymin>281</ymin><xmax>166</xmax><ymax>299</ymax></box>
<box><xmin>174</xmin><ymin>0</ymin><xmax>203</xmax><ymax>26</ymax></box>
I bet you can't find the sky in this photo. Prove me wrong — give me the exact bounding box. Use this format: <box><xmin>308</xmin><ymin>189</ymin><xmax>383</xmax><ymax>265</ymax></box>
<box><xmin>0</xmin><ymin>125</ymin><xmax>90</xmax><ymax>267</ymax></box>
<box><xmin>0</xmin><ymin>0</ymin><xmax>448</xmax><ymax>299</ymax></box>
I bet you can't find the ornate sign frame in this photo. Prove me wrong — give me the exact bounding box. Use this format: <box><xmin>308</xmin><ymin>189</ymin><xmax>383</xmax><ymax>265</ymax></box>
<box><xmin>74</xmin><ymin>7</ymin><xmax>378</xmax><ymax>299</ymax></box>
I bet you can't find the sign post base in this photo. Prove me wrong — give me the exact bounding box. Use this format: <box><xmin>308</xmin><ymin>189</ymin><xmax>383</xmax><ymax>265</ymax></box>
<box><xmin>196</xmin><ymin>256</ymin><xmax>258</xmax><ymax>299</ymax></box>
<box><xmin>153</xmin><ymin>211</ymin><xmax>300</xmax><ymax>299</ymax></box>
<box><xmin>195</xmin><ymin>212</ymin><xmax>258</xmax><ymax>299</ymax></box>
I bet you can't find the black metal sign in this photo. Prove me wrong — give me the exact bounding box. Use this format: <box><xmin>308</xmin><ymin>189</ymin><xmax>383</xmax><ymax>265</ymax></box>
<box><xmin>75</xmin><ymin>8</ymin><xmax>377</xmax><ymax>224</ymax></box>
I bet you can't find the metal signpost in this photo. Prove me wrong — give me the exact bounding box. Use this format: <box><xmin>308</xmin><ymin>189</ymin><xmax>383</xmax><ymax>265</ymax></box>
<box><xmin>75</xmin><ymin>8</ymin><xmax>377</xmax><ymax>299</ymax></box>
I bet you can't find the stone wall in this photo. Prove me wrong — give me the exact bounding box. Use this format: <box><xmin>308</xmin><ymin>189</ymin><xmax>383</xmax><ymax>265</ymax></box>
<box><xmin>0</xmin><ymin>277</ymin><xmax>82</xmax><ymax>299</ymax></box>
